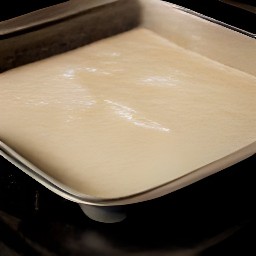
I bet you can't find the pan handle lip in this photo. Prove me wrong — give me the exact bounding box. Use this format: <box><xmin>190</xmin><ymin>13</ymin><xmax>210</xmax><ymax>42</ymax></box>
<box><xmin>1</xmin><ymin>0</ymin><xmax>255</xmax><ymax>39</ymax></box>
<box><xmin>171</xmin><ymin>3</ymin><xmax>255</xmax><ymax>38</ymax></box>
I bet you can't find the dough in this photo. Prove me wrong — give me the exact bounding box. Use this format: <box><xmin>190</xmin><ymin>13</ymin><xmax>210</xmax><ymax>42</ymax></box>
<box><xmin>0</xmin><ymin>28</ymin><xmax>255</xmax><ymax>198</ymax></box>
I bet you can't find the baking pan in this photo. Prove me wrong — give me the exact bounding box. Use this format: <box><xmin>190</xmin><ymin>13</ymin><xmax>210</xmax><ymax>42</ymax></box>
<box><xmin>0</xmin><ymin>0</ymin><xmax>255</xmax><ymax>222</ymax></box>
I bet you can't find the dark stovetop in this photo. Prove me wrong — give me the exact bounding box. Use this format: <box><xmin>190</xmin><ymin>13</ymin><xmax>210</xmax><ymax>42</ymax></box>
<box><xmin>0</xmin><ymin>1</ymin><xmax>255</xmax><ymax>255</ymax></box>
<box><xmin>1</xmin><ymin>155</ymin><xmax>255</xmax><ymax>255</ymax></box>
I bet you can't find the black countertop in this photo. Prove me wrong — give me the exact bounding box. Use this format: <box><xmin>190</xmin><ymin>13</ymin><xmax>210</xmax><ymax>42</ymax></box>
<box><xmin>1</xmin><ymin>1</ymin><xmax>255</xmax><ymax>255</ymax></box>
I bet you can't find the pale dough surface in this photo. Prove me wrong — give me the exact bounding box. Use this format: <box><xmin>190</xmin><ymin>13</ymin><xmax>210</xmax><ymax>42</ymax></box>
<box><xmin>0</xmin><ymin>28</ymin><xmax>255</xmax><ymax>198</ymax></box>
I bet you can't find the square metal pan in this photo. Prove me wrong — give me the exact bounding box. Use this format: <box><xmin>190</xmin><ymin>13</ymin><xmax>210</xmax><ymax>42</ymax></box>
<box><xmin>0</xmin><ymin>0</ymin><xmax>255</xmax><ymax>217</ymax></box>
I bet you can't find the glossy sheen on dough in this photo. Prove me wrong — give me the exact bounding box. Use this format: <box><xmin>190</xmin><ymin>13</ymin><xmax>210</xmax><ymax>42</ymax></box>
<box><xmin>0</xmin><ymin>28</ymin><xmax>255</xmax><ymax>198</ymax></box>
